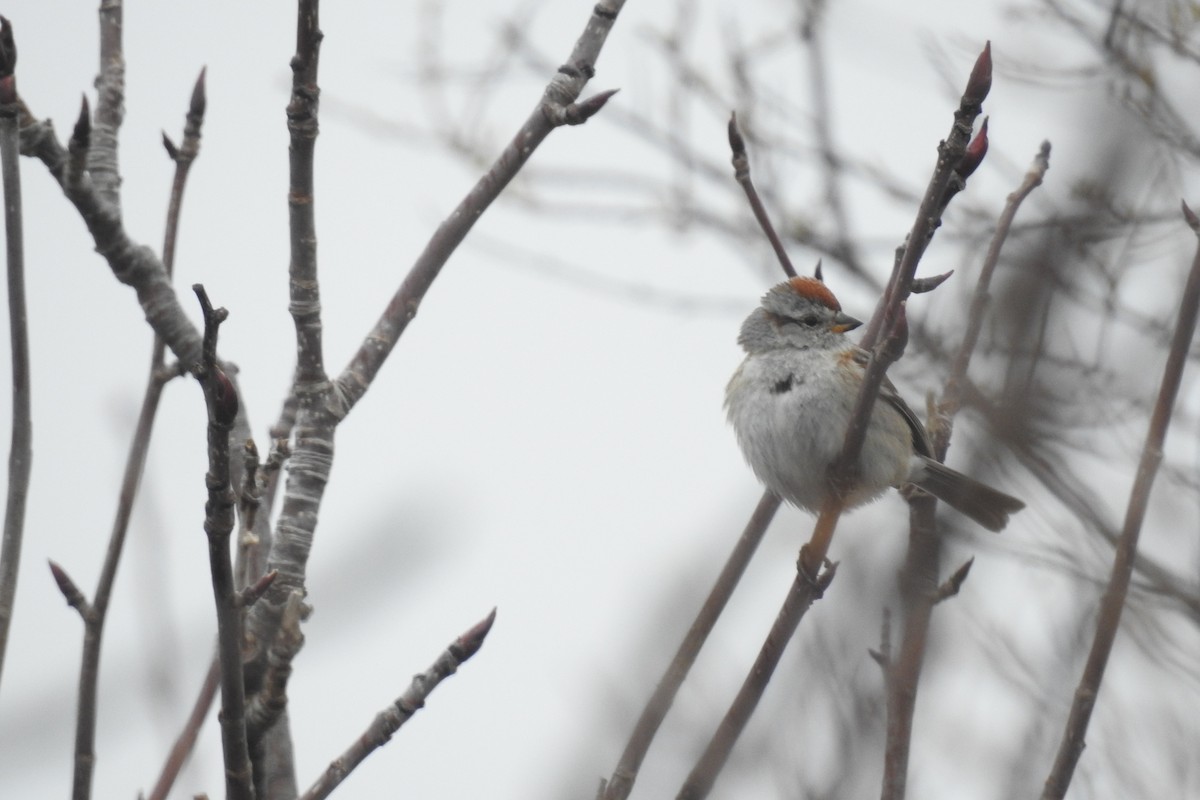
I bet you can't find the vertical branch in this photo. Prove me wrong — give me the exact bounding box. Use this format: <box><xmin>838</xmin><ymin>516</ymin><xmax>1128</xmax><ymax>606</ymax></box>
<box><xmin>860</xmin><ymin>42</ymin><xmax>991</xmax><ymax>350</ymax></box>
<box><xmin>881</xmin><ymin>142</ymin><xmax>1049</xmax><ymax>800</ymax></box>
<box><xmin>241</xmin><ymin>7</ymin><xmax>327</xmax><ymax>795</ymax></box>
<box><xmin>1039</xmin><ymin>203</ymin><xmax>1200</xmax><ymax>799</ymax></box>
<box><xmin>89</xmin><ymin>0</ymin><xmax>125</xmax><ymax>206</ymax></box>
<box><xmin>193</xmin><ymin>285</ymin><xmax>254</xmax><ymax>800</ymax></box>
<box><xmin>0</xmin><ymin>15</ymin><xmax>28</xmax><ymax>687</ymax></box>
<box><xmin>287</xmin><ymin>0</ymin><xmax>326</xmax><ymax>389</ymax></box>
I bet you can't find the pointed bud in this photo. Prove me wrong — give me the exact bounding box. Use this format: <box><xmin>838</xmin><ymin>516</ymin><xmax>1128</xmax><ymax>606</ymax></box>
<box><xmin>239</xmin><ymin>570</ymin><xmax>278</xmax><ymax>607</ymax></box>
<box><xmin>71</xmin><ymin>95</ymin><xmax>91</xmax><ymax>149</ymax></box>
<box><xmin>190</xmin><ymin>67</ymin><xmax>207</xmax><ymax>118</ymax></box>
<box><xmin>452</xmin><ymin>608</ymin><xmax>497</xmax><ymax>661</ymax></box>
<box><xmin>935</xmin><ymin>557</ymin><xmax>975</xmax><ymax>603</ymax></box>
<box><xmin>963</xmin><ymin>41</ymin><xmax>992</xmax><ymax>107</ymax></box>
<box><xmin>727</xmin><ymin>112</ymin><xmax>746</xmax><ymax>159</ymax></box>
<box><xmin>211</xmin><ymin>368</ymin><xmax>239</xmax><ymax>425</ymax></box>
<box><xmin>911</xmin><ymin>270</ymin><xmax>953</xmax><ymax>294</ymax></box>
<box><xmin>958</xmin><ymin>118</ymin><xmax>989</xmax><ymax>179</ymax></box>
<box><xmin>1183</xmin><ymin>200</ymin><xmax>1200</xmax><ymax>233</ymax></box>
<box><xmin>0</xmin><ymin>16</ymin><xmax>16</xmax><ymax>78</ymax></box>
<box><xmin>557</xmin><ymin>88</ymin><xmax>618</xmax><ymax>126</ymax></box>
<box><xmin>48</xmin><ymin>560</ymin><xmax>87</xmax><ymax>610</ymax></box>
<box><xmin>813</xmin><ymin>259</ymin><xmax>824</xmax><ymax>282</ymax></box>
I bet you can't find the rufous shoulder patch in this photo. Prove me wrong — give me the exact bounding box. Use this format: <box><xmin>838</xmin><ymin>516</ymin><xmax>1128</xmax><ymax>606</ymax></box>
<box><xmin>784</xmin><ymin>276</ymin><xmax>840</xmax><ymax>310</ymax></box>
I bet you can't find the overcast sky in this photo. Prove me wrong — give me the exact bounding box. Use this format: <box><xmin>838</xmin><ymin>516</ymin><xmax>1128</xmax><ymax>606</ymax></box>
<box><xmin>2</xmin><ymin>1</ymin><xmax>1199</xmax><ymax>799</ymax></box>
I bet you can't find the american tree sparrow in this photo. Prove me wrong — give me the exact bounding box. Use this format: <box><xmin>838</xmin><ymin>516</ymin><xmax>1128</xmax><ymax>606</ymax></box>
<box><xmin>725</xmin><ymin>276</ymin><xmax>1024</xmax><ymax>531</ymax></box>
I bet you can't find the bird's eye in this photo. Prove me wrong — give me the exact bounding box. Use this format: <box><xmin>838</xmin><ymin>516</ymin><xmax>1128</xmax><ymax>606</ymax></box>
<box><xmin>800</xmin><ymin>315</ymin><xmax>820</xmax><ymax>327</ymax></box>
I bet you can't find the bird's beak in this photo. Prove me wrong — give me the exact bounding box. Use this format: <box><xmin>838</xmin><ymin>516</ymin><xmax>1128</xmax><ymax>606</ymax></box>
<box><xmin>830</xmin><ymin>312</ymin><xmax>862</xmax><ymax>334</ymax></box>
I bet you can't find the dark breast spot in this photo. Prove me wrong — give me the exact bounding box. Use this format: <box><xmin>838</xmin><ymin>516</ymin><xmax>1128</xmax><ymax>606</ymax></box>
<box><xmin>771</xmin><ymin>374</ymin><xmax>796</xmax><ymax>394</ymax></box>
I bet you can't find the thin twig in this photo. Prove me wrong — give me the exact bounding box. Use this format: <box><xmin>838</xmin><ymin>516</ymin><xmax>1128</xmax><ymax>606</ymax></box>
<box><xmin>18</xmin><ymin>96</ymin><xmax>205</xmax><ymax>368</ymax></box>
<box><xmin>861</xmin><ymin>42</ymin><xmax>992</xmax><ymax>349</ymax></box>
<box><xmin>298</xmin><ymin>610</ymin><xmax>497</xmax><ymax>800</ymax></box>
<box><xmin>331</xmin><ymin>1</ymin><xmax>626</xmax><ymax>416</ymax></box>
<box><xmin>145</xmin><ymin>658</ymin><xmax>220</xmax><ymax>800</ymax></box>
<box><xmin>727</xmin><ymin>113</ymin><xmax>796</xmax><ymax>278</ymax></box>
<box><xmin>0</xmin><ymin>14</ymin><xmax>29</xmax><ymax>691</ymax></box>
<box><xmin>193</xmin><ymin>285</ymin><xmax>254</xmax><ymax>800</ymax></box>
<box><xmin>938</xmin><ymin>141</ymin><xmax>1052</xmax><ymax>432</ymax></box>
<box><xmin>600</xmin><ymin>492</ymin><xmax>781</xmax><ymax>800</ymax></box>
<box><xmin>676</xmin><ymin>549</ymin><xmax>840</xmax><ymax>800</ymax></box>
<box><xmin>1039</xmin><ymin>202</ymin><xmax>1200</xmax><ymax>799</ymax></box>
<box><xmin>799</xmin><ymin>0</ymin><xmax>865</xmax><ymax>278</ymax></box>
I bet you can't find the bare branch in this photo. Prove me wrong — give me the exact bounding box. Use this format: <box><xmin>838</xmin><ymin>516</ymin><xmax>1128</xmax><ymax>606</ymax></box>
<box><xmin>727</xmin><ymin>112</ymin><xmax>796</xmax><ymax>278</ymax></box>
<box><xmin>0</xmin><ymin>12</ymin><xmax>28</xmax><ymax>690</ymax></box>
<box><xmin>298</xmin><ymin>609</ymin><xmax>498</xmax><ymax>800</ymax></box>
<box><xmin>145</xmin><ymin>659</ymin><xmax>220</xmax><ymax>800</ymax></box>
<box><xmin>332</xmin><ymin>0</ymin><xmax>627</xmax><ymax>416</ymax></box>
<box><xmin>193</xmin><ymin>285</ymin><xmax>254</xmax><ymax>800</ymax></box>
<box><xmin>1040</xmin><ymin>205</ymin><xmax>1200</xmax><ymax>799</ymax></box>
<box><xmin>676</xmin><ymin>550</ymin><xmax>839</xmax><ymax>800</ymax></box>
<box><xmin>88</xmin><ymin>0</ymin><xmax>124</xmax><ymax>206</ymax></box>
<box><xmin>938</xmin><ymin>141</ymin><xmax>1052</xmax><ymax>431</ymax></box>
<box><xmin>882</xmin><ymin>138</ymin><xmax>1048</xmax><ymax>800</ymax></box>
<box><xmin>601</xmin><ymin>492</ymin><xmax>781</xmax><ymax>800</ymax></box>
<box><xmin>287</xmin><ymin>0</ymin><xmax>326</xmax><ymax>390</ymax></box>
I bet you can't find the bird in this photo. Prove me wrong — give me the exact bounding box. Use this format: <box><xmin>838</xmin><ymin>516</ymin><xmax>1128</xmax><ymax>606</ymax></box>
<box><xmin>724</xmin><ymin>275</ymin><xmax>1024</xmax><ymax>531</ymax></box>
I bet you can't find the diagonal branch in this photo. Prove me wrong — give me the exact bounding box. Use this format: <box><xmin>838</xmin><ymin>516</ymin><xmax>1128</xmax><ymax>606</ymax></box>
<box><xmin>599</xmin><ymin>492</ymin><xmax>781</xmax><ymax>800</ymax></box>
<box><xmin>298</xmin><ymin>610</ymin><xmax>497</xmax><ymax>800</ymax></box>
<box><xmin>331</xmin><ymin>1</ymin><xmax>626</xmax><ymax>417</ymax></box>
<box><xmin>1039</xmin><ymin>202</ymin><xmax>1200</xmax><ymax>799</ymax></box>
<box><xmin>18</xmin><ymin>98</ymin><xmax>204</xmax><ymax>369</ymax></box>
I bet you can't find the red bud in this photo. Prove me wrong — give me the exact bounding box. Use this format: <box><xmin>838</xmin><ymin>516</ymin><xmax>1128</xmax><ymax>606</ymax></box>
<box><xmin>959</xmin><ymin>118</ymin><xmax>989</xmax><ymax>179</ymax></box>
<box><xmin>964</xmin><ymin>41</ymin><xmax>992</xmax><ymax>106</ymax></box>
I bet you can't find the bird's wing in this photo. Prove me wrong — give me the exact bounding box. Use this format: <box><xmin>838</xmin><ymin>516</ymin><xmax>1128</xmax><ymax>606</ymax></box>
<box><xmin>848</xmin><ymin>346</ymin><xmax>933</xmax><ymax>458</ymax></box>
